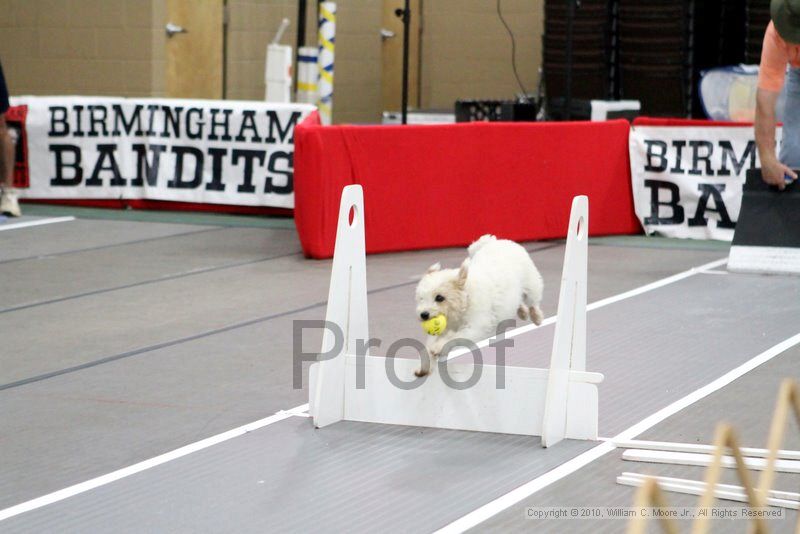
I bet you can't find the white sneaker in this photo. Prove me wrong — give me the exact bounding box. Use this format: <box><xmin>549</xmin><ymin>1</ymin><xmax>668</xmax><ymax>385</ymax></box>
<box><xmin>0</xmin><ymin>187</ymin><xmax>21</xmax><ymax>217</ymax></box>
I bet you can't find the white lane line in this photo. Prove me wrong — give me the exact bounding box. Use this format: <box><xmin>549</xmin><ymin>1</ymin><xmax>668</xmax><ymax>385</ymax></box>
<box><xmin>444</xmin><ymin>257</ymin><xmax>728</xmax><ymax>361</ymax></box>
<box><xmin>0</xmin><ymin>403</ymin><xmax>309</xmax><ymax>522</ymax></box>
<box><xmin>0</xmin><ymin>217</ymin><xmax>76</xmax><ymax>232</ymax></box>
<box><xmin>435</xmin><ymin>331</ymin><xmax>800</xmax><ymax>533</ymax></box>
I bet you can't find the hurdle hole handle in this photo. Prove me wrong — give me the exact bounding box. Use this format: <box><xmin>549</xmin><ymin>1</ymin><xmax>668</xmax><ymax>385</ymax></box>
<box><xmin>347</xmin><ymin>204</ymin><xmax>359</xmax><ymax>228</ymax></box>
<box><xmin>574</xmin><ymin>215</ymin><xmax>585</xmax><ymax>240</ymax></box>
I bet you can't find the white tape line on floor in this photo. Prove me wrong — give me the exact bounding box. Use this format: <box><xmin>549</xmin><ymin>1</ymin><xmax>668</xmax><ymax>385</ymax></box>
<box><xmin>0</xmin><ymin>217</ymin><xmax>75</xmax><ymax>232</ymax></box>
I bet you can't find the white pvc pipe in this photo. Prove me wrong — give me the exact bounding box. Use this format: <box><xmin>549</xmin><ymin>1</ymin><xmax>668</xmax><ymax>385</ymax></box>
<box><xmin>615</xmin><ymin>439</ymin><xmax>800</xmax><ymax>461</ymax></box>
<box><xmin>271</xmin><ymin>17</ymin><xmax>290</xmax><ymax>45</ymax></box>
<box><xmin>621</xmin><ymin>449</ymin><xmax>800</xmax><ymax>473</ymax></box>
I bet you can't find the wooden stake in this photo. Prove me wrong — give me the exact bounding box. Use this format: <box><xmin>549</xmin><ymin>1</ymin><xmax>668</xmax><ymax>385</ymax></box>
<box><xmin>627</xmin><ymin>477</ymin><xmax>679</xmax><ymax>534</ymax></box>
<box><xmin>757</xmin><ymin>378</ymin><xmax>800</xmax><ymax>534</ymax></box>
<box><xmin>759</xmin><ymin>379</ymin><xmax>800</xmax><ymax>497</ymax></box>
<box><xmin>692</xmin><ymin>423</ymin><xmax>766</xmax><ymax>534</ymax></box>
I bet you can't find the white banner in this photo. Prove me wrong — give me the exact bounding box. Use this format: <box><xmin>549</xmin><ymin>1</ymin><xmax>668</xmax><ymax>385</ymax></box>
<box><xmin>630</xmin><ymin>124</ymin><xmax>781</xmax><ymax>241</ymax></box>
<box><xmin>11</xmin><ymin>96</ymin><xmax>316</xmax><ymax>209</ymax></box>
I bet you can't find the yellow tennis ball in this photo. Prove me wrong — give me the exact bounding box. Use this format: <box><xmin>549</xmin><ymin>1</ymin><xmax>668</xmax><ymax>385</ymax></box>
<box><xmin>422</xmin><ymin>314</ymin><xmax>447</xmax><ymax>336</ymax></box>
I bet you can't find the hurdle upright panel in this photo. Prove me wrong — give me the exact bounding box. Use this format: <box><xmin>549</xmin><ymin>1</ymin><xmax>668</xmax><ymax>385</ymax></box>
<box><xmin>308</xmin><ymin>185</ymin><xmax>369</xmax><ymax>428</ymax></box>
<box><xmin>543</xmin><ymin>196</ymin><xmax>589</xmax><ymax>447</ymax></box>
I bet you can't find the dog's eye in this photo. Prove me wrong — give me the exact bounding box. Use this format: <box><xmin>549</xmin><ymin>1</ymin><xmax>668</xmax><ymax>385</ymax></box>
<box><xmin>435</xmin><ymin>294</ymin><xmax>445</xmax><ymax>302</ymax></box>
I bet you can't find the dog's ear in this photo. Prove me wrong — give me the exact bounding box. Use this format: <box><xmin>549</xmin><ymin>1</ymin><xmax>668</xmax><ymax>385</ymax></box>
<box><xmin>427</xmin><ymin>262</ymin><xmax>441</xmax><ymax>274</ymax></box>
<box><xmin>457</xmin><ymin>259</ymin><xmax>469</xmax><ymax>287</ymax></box>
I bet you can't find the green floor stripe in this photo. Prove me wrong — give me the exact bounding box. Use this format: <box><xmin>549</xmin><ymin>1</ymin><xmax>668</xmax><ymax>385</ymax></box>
<box><xmin>20</xmin><ymin>203</ymin><xmax>297</xmax><ymax>230</ymax></box>
<box><xmin>589</xmin><ymin>234</ymin><xmax>730</xmax><ymax>251</ymax></box>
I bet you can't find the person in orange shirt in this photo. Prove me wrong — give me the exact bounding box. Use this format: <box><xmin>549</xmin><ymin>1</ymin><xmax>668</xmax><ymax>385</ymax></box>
<box><xmin>756</xmin><ymin>0</ymin><xmax>800</xmax><ymax>190</ymax></box>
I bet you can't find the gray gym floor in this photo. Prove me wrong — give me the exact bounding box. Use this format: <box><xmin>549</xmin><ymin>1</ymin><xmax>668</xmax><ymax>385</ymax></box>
<box><xmin>0</xmin><ymin>206</ymin><xmax>797</xmax><ymax>533</ymax></box>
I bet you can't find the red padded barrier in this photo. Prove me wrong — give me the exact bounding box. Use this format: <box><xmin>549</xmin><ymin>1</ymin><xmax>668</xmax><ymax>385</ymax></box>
<box><xmin>19</xmin><ymin>116</ymin><xmax>743</xmax><ymax>244</ymax></box>
<box><xmin>294</xmin><ymin>111</ymin><xmax>641</xmax><ymax>259</ymax></box>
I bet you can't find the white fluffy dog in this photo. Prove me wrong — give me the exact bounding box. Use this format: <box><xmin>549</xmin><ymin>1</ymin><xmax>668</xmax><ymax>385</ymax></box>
<box><xmin>414</xmin><ymin>235</ymin><xmax>544</xmax><ymax>376</ymax></box>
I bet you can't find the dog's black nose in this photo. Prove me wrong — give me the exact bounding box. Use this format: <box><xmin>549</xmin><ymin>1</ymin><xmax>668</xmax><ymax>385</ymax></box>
<box><xmin>420</xmin><ymin>311</ymin><xmax>430</xmax><ymax>320</ymax></box>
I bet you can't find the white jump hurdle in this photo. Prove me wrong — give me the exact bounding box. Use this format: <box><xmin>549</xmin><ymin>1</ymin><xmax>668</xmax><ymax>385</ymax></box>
<box><xmin>309</xmin><ymin>185</ymin><xmax>603</xmax><ymax>447</ymax></box>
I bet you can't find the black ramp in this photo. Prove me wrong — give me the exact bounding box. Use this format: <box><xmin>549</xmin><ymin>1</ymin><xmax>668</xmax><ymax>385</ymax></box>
<box><xmin>732</xmin><ymin>169</ymin><xmax>800</xmax><ymax>248</ymax></box>
<box><xmin>2</xmin><ymin>271</ymin><xmax>799</xmax><ymax>532</ymax></box>
<box><xmin>728</xmin><ymin>169</ymin><xmax>800</xmax><ymax>273</ymax></box>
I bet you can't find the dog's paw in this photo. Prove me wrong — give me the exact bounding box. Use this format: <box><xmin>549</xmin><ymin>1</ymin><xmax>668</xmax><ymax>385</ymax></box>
<box><xmin>414</xmin><ymin>368</ymin><xmax>429</xmax><ymax>377</ymax></box>
<box><xmin>517</xmin><ymin>305</ymin><xmax>529</xmax><ymax>320</ymax></box>
<box><xmin>530</xmin><ymin>305</ymin><xmax>544</xmax><ymax>326</ymax></box>
<box><xmin>428</xmin><ymin>343</ymin><xmax>444</xmax><ymax>360</ymax></box>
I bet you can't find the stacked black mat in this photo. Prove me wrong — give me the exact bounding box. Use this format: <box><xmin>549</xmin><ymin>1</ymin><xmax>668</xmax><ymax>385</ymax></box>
<box><xmin>542</xmin><ymin>0</ymin><xmax>615</xmax><ymax>117</ymax></box>
<box><xmin>746</xmin><ymin>0</ymin><xmax>770</xmax><ymax>64</ymax></box>
<box><xmin>617</xmin><ymin>0</ymin><xmax>693</xmax><ymax>117</ymax></box>
<box><xmin>716</xmin><ymin>0</ymin><xmax>747</xmax><ymax>65</ymax></box>
<box><xmin>543</xmin><ymin>0</ymin><xmax>769</xmax><ymax>118</ymax></box>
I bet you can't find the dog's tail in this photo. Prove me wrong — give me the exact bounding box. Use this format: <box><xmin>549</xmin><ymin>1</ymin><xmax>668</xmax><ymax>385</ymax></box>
<box><xmin>468</xmin><ymin>234</ymin><xmax>496</xmax><ymax>257</ymax></box>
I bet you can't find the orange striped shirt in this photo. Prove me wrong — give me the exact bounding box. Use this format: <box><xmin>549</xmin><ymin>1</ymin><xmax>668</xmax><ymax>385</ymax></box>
<box><xmin>758</xmin><ymin>21</ymin><xmax>800</xmax><ymax>91</ymax></box>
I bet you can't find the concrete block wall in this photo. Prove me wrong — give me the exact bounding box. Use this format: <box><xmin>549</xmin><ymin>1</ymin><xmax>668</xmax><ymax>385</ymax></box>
<box><xmin>420</xmin><ymin>0</ymin><xmax>543</xmax><ymax>110</ymax></box>
<box><xmin>224</xmin><ymin>0</ymin><xmax>312</xmax><ymax>101</ymax></box>
<box><xmin>321</xmin><ymin>0</ymin><xmax>382</xmax><ymax>124</ymax></box>
<box><xmin>0</xmin><ymin>0</ymin><xmax>161</xmax><ymax>97</ymax></box>
<box><xmin>224</xmin><ymin>0</ymin><xmax>382</xmax><ymax>124</ymax></box>
<box><xmin>0</xmin><ymin>0</ymin><xmax>544</xmax><ymax>123</ymax></box>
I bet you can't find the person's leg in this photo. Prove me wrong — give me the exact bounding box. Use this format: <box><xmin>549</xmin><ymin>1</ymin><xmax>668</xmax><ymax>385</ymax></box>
<box><xmin>779</xmin><ymin>67</ymin><xmax>800</xmax><ymax>168</ymax></box>
<box><xmin>0</xmin><ymin>114</ymin><xmax>20</xmax><ymax>216</ymax></box>
<box><xmin>0</xmin><ymin>58</ymin><xmax>20</xmax><ymax>217</ymax></box>
<box><xmin>0</xmin><ymin>115</ymin><xmax>13</xmax><ymax>187</ymax></box>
